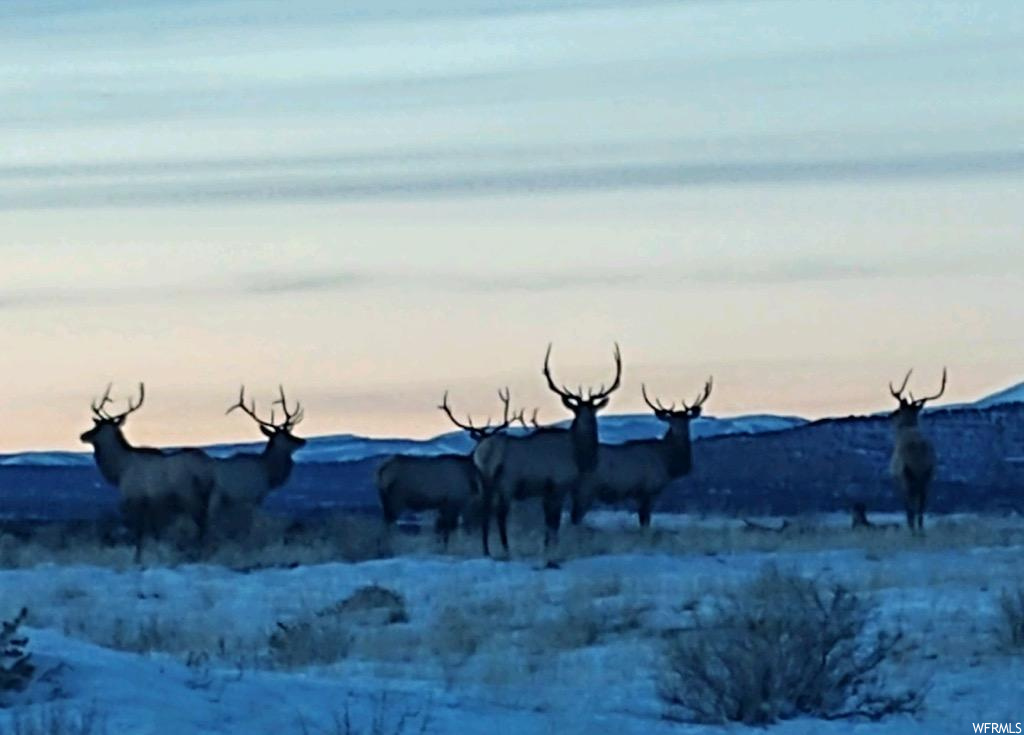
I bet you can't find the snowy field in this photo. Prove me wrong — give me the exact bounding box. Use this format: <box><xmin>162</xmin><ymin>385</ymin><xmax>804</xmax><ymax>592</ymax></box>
<box><xmin>2</xmin><ymin>512</ymin><xmax>1024</xmax><ymax>734</ymax></box>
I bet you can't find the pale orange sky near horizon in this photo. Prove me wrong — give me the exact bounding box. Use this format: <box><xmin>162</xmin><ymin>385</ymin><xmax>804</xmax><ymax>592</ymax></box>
<box><xmin>2</xmin><ymin>0</ymin><xmax>1023</xmax><ymax>451</ymax></box>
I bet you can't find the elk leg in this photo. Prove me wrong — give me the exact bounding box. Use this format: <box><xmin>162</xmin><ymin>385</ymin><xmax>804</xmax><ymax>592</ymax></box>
<box><xmin>480</xmin><ymin>488</ymin><xmax>493</xmax><ymax>556</ymax></box>
<box><xmin>496</xmin><ymin>495</ymin><xmax>511</xmax><ymax>555</ymax></box>
<box><xmin>569</xmin><ymin>491</ymin><xmax>588</xmax><ymax>526</ymax></box>
<box><xmin>904</xmin><ymin>499</ymin><xmax>915</xmax><ymax>533</ymax></box>
<box><xmin>437</xmin><ymin>504</ymin><xmax>459</xmax><ymax>549</ymax></box>
<box><xmin>542</xmin><ymin>487</ymin><xmax>563</xmax><ymax>548</ymax></box>
<box><xmin>638</xmin><ymin>496</ymin><xmax>653</xmax><ymax>528</ymax></box>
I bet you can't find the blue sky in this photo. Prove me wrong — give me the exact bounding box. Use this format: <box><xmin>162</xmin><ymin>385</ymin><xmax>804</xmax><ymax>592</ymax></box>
<box><xmin>1</xmin><ymin>0</ymin><xmax>1022</xmax><ymax>449</ymax></box>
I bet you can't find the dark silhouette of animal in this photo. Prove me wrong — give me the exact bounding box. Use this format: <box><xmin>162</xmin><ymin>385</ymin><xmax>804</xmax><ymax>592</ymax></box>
<box><xmin>208</xmin><ymin>386</ymin><xmax>307</xmax><ymax>540</ymax></box>
<box><xmin>888</xmin><ymin>368</ymin><xmax>946</xmax><ymax>533</ymax></box>
<box><xmin>376</xmin><ymin>389</ymin><xmax>515</xmax><ymax>546</ymax></box>
<box><xmin>79</xmin><ymin>384</ymin><xmax>215</xmax><ymax>562</ymax></box>
<box><xmin>473</xmin><ymin>344</ymin><xmax>622</xmax><ymax>556</ymax></box>
<box><xmin>572</xmin><ymin>379</ymin><xmax>712</xmax><ymax>527</ymax></box>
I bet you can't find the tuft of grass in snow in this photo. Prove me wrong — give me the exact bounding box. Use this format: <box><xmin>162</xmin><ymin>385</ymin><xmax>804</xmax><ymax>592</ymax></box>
<box><xmin>1</xmin><ymin>704</ymin><xmax>106</xmax><ymax>735</ymax></box>
<box><xmin>995</xmin><ymin>585</ymin><xmax>1024</xmax><ymax>651</ymax></box>
<box><xmin>658</xmin><ymin>565</ymin><xmax>924</xmax><ymax>725</ymax></box>
<box><xmin>270</xmin><ymin>585</ymin><xmax>408</xmax><ymax>669</ymax></box>
<box><xmin>1</xmin><ymin>608</ymin><xmax>34</xmax><ymax>704</ymax></box>
<box><xmin>296</xmin><ymin>691</ymin><xmax>431</xmax><ymax>735</ymax></box>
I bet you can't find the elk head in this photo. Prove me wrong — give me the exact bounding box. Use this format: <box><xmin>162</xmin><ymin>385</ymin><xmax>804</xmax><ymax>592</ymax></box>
<box><xmin>439</xmin><ymin>387</ymin><xmax>516</xmax><ymax>443</ymax></box>
<box><xmin>888</xmin><ymin>368</ymin><xmax>946</xmax><ymax>429</ymax></box>
<box><xmin>227</xmin><ymin>385</ymin><xmax>307</xmax><ymax>454</ymax></box>
<box><xmin>543</xmin><ymin>343</ymin><xmax>622</xmax><ymax>471</ymax></box>
<box><xmin>641</xmin><ymin>378</ymin><xmax>713</xmax><ymax>427</ymax></box>
<box><xmin>80</xmin><ymin>382</ymin><xmax>146</xmax><ymax>445</ymax></box>
<box><xmin>642</xmin><ymin>378</ymin><xmax>712</xmax><ymax>476</ymax></box>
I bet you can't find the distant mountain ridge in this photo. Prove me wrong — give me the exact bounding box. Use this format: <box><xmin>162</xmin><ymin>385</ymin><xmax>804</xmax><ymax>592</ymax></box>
<box><xmin>2</xmin><ymin>377</ymin><xmax>1020</xmax><ymax>468</ymax></box>
<box><xmin>0</xmin><ymin>413</ymin><xmax>806</xmax><ymax>467</ymax></box>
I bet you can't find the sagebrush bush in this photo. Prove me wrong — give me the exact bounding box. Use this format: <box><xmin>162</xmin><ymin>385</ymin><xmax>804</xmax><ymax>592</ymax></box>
<box><xmin>659</xmin><ymin>567</ymin><xmax>922</xmax><ymax>725</ymax></box>
<box><xmin>1</xmin><ymin>609</ymin><xmax>34</xmax><ymax>704</ymax></box>
<box><xmin>996</xmin><ymin>586</ymin><xmax>1024</xmax><ymax>650</ymax></box>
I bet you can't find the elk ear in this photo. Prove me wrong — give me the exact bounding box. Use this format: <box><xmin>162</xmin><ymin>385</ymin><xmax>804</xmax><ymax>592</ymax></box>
<box><xmin>689</xmin><ymin>406</ymin><xmax>703</xmax><ymax>418</ymax></box>
<box><xmin>113</xmin><ymin>416</ymin><xmax>126</xmax><ymax>426</ymax></box>
<box><xmin>260</xmin><ymin>425</ymin><xmax>274</xmax><ymax>438</ymax></box>
<box><xmin>593</xmin><ymin>396</ymin><xmax>610</xmax><ymax>410</ymax></box>
<box><xmin>561</xmin><ymin>395</ymin><xmax>578</xmax><ymax>411</ymax></box>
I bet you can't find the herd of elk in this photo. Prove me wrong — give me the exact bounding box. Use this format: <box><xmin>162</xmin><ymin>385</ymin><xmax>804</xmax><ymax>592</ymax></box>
<box><xmin>80</xmin><ymin>383</ymin><xmax>305</xmax><ymax>561</ymax></box>
<box><xmin>77</xmin><ymin>354</ymin><xmax>950</xmax><ymax>564</ymax></box>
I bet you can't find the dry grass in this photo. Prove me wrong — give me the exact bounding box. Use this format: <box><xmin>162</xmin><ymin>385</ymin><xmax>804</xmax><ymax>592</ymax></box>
<box><xmin>270</xmin><ymin>585</ymin><xmax>409</xmax><ymax>669</ymax></box>
<box><xmin>4</xmin><ymin>511</ymin><xmax>1023</xmax><ymax>571</ymax></box>
<box><xmin>995</xmin><ymin>585</ymin><xmax>1024</xmax><ymax>651</ymax></box>
<box><xmin>0</xmin><ymin>705</ymin><xmax>106</xmax><ymax>735</ymax></box>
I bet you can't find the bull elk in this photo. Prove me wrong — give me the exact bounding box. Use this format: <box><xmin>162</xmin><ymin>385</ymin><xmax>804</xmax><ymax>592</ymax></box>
<box><xmin>473</xmin><ymin>343</ymin><xmax>622</xmax><ymax>556</ymax></box>
<box><xmin>375</xmin><ymin>389</ymin><xmax>516</xmax><ymax>546</ymax></box>
<box><xmin>79</xmin><ymin>383</ymin><xmax>215</xmax><ymax>562</ymax></box>
<box><xmin>208</xmin><ymin>386</ymin><xmax>307</xmax><ymax>540</ymax></box>
<box><xmin>572</xmin><ymin>378</ymin><xmax>712</xmax><ymax>527</ymax></box>
<box><xmin>888</xmin><ymin>368</ymin><xmax>946</xmax><ymax>533</ymax></box>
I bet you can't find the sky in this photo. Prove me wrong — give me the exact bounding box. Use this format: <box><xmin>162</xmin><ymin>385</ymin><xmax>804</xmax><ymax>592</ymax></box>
<box><xmin>1</xmin><ymin>0</ymin><xmax>1023</xmax><ymax>451</ymax></box>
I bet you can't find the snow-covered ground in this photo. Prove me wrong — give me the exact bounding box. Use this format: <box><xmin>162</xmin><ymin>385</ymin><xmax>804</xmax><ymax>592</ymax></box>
<box><xmin>2</xmin><ymin>513</ymin><xmax>1023</xmax><ymax>734</ymax></box>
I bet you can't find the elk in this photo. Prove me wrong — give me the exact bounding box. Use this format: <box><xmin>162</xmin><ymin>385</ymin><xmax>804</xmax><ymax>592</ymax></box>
<box><xmin>473</xmin><ymin>343</ymin><xmax>622</xmax><ymax>556</ymax></box>
<box><xmin>571</xmin><ymin>379</ymin><xmax>712</xmax><ymax>527</ymax></box>
<box><xmin>208</xmin><ymin>386</ymin><xmax>307</xmax><ymax>540</ymax></box>
<box><xmin>375</xmin><ymin>389</ymin><xmax>516</xmax><ymax>546</ymax></box>
<box><xmin>888</xmin><ymin>368</ymin><xmax>946</xmax><ymax>533</ymax></box>
<box><xmin>79</xmin><ymin>383</ymin><xmax>215</xmax><ymax>562</ymax></box>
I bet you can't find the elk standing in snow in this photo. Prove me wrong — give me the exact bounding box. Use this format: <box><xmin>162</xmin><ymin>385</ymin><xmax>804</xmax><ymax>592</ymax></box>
<box><xmin>571</xmin><ymin>378</ymin><xmax>712</xmax><ymax>527</ymax></box>
<box><xmin>888</xmin><ymin>368</ymin><xmax>946</xmax><ymax>533</ymax></box>
<box><xmin>473</xmin><ymin>344</ymin><xmax>622</xmax><ymax>556</ymax></box>
<box><xmin>375</xmin><ymin>389</ymin><xmax>515</xmax><ymax>546</ymax></box>
<box><xmin>208</xmin><ymin>386</ymin><xmax>307</xmax><ymax>540</ymax></box>
<box><xmin>79</xmin><ymin>384</ymin><xmax>215</xmax><ymax>562</ymax></box>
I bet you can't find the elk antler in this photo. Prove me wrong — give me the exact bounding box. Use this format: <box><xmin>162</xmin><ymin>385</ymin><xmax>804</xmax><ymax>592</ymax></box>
<box><xmin>543</xmin><ymin>343</ymin><xmax>622</xmax><ymax>403</ymax></box>
<box><xmin>226</xmin><ymin>386</ymin><xmax>277</xmax><ymax>429</ymax></box>
<box><xmin>889</xmin><ymin>369</ymin><xmax>913</xmax><ymax>401</ymax></box>
<box><xmin>91</xmin><ymin>383</ymin><xmax>145</xmax><ymax>422</ymax></box>
<box><xmin>272</xmin><ymin>385</ymin><xmax>305</xmax><ymax>429</ymax></box>
<box><xmin>438</xmin><ymin>388</ymin><xmax>514</xmax><ymax>439</ymax></box>
<box><xmin>681</xmin><ymin>377</ymin><xmax>714</xmax><ymax>411</ymax></box>
<box><xmin>641</xmin><ymin>384</ymin><xmax>675</xmax><ymax>416</ymax></box>
<box><xmin>911</xmin><ymin>368</ymin><xmax>947</xmax><ymax>407</ymax></box>
<box><xmin>643</xmin><ymin>377</ymin><xmax>713</xmax><ymax>416</ymax></box>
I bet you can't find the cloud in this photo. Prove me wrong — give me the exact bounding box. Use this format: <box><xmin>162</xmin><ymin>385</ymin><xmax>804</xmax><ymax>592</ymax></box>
<box><xmin>2</xmin><ymin>255</ymin><xmax>1004</xmax><ymax>313</ymax></box>
<box><xmin>1</xmin><ymin>149</ymin><xmax>1021</xmax><ymax>212</ymax></box>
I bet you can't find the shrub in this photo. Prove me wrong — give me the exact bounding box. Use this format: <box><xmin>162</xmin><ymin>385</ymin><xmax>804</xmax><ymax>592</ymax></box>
<box><xmin>996</xmin><ymin>585</ymin><xmax>1024</xmax><ymax>650</ymax></box>
<box><xmin>659</xmin><ymin>567</ymin><xmax>922</xmax><ymax>725</ymax></box>
<box><xmin>1</xmin><ymin>609</ymin><xmax>34</xmax><ymax>704</ymax></box>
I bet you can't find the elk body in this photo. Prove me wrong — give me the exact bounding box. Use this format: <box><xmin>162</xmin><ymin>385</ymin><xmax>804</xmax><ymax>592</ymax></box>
<box><xmin>572</xmin><ymin>379</ymin><xmax>711</xmax><ymax>527</ymax></box>
<box><xmin>207</xmin><ymin>386</ymin><xmax>307</xmax><ymax>541</ymax></box>
<box><xmin>888</xmin><ymin>368</ymin><xmax>946</xmax><ymax>533</ymax></box>
<box><xmin>473</xmin><ymin>344</ymin><xmax>622</xmax><ymax>556</ymax></box>
<box><xmin>79</xmin><ymin>384</ymin><xmax>215</xmax><ymax>562</ymax></box>
<box><xmin>376</xmin><ymin>390</ymin><xmax>514</xmax><ymax>546</ymax></box>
